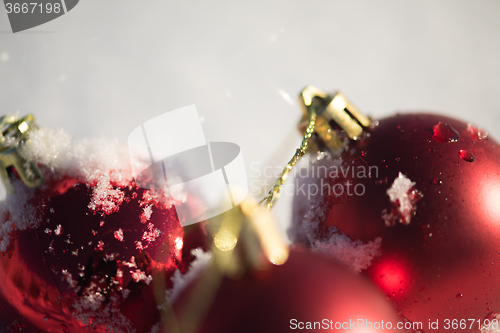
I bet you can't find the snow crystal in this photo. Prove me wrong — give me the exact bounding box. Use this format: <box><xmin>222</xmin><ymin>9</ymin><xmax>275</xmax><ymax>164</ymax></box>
<box><xmin>122</xmin><ymin>256</ymin><xmax>137</xmax><ymax>268</ymax></box>
<box><xmin>386</xmin><ymin>173</ymin><xmax>415</xmax><ymax>216</ymax></box>
<box><xmin>87</xmin><ymin>174</ymin><xmax>125</xmax><ymax>215</ymax></box>
<box><xmin>167</xmin><ymin>248</ymin><xmax>212</xmax><ymax>302</ymax></box>
<box><xmin>311</xmin><ymin>234</ymin><xmax>382</xmax><ymax>272</ymax></box>
<box><xmin>54</xmin><ymin>224</ymin><xmax>62</xmax><ymax>236</ymax></box>
<box><xmin>142</xmin><ymin>222</ymin><xmax>162</xmax><ymax>245</ymax></box>
<box><xmin>131</xmin><ymin>269</ymin><xmax>153</xmax><ymax>285</ymax></box>
<box><xmin>141</xmin><ymin>204</ymin><xmax>153</xmax><ymax>223</ymax></box>
<box><xmin>467</xmin><ymin>123</ymin><xmax>488</xmax><ymax>140</ymax></box>
<box><xmin>62</xmin><ymin>269</ymin><xmax>77</xmax><ymax>288</ymax></box>
<box><xmin>114</xmin><ymin>228</ymin><xmax>124</xmax><ymax>242</ymax></box>
<box><xmin>382</xmin><ymin>172</ymin><xmax>422</xmax><ymax>226</ymax></box>
<box><xmin>72</xmin><ymin>284</ymin><xmax>135</xmax><ymax>333</ymax></box>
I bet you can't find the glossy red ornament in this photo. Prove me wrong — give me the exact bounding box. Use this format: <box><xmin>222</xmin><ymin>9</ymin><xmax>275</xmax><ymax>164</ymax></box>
<box><xmin>292</xmin><ymin>113</ymin><xmax>500</xmax><ymax>329</ymax></box>
<box><xmin>0</xmin><ymin>173</ymin><xmax>209</xmax><ymax>333</ymax></box>
<box><xmin>172</xmin><ymin>251</ymin><xmax>405</xmax><ymax>333</ymax></box>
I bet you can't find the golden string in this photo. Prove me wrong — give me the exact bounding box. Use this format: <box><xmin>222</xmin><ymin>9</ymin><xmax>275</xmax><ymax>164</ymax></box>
<box><xmin>261</xmin><ymin>107</ymin><xmax>317</xmax><ymax>210</ymax></box>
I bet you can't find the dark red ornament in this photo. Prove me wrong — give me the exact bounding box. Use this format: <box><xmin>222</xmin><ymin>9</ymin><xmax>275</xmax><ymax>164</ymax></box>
<box><xmin>172</xmin><ymin>251</ymin><xmax>405</xmax><ymax>333</ymax></box>
<box><xmin>0</xmin><ymin>173</ymin><xmax>209</xmax><ymax>333</ymax></box>
<box><xmin>292</xmin><ymin>113</ymin><xmax>500</xmax><ymax>329</ymax></box>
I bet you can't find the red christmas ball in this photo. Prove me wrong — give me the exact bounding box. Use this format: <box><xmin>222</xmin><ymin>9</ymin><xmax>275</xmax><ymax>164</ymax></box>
<box><xmin>291</xmin><ymin>113</ymin><xmax>500</xmax><ymax>329</ymax></box>
<box><xmin>172</xmin><ymin>251</ymin><xmax>405</xmax><ymax>333</ymax></box>
<box><xmin>0</xmin><ymin>140</ymin><xmax>209</xmax><ymax>333</ymax></box>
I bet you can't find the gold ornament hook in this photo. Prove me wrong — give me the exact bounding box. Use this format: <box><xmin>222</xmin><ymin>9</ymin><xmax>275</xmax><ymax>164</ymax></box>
<box><xmin>299</xmin><ymin>86</ymin><xmax>371</xmax><ymax>152</ymax></box>
<box><xmin>0</xmin><ymin>114</ymin><xmax>43</xmax><ymax>192</ymax></box>
<box><xmin>261</xmin><ymin>86</ymin><xmax>371</xmax><ymax>210</ymax></box>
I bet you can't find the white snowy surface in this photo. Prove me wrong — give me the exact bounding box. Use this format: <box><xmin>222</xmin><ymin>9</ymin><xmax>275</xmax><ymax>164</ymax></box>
<box><xmin>1</xmin><ymin>0</ymin><xmax>500</xmax><ymax>242</ymax></box>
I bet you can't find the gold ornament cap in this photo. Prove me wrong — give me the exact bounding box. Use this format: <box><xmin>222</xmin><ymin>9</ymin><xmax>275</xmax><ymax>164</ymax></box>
<box><xmin>0</xmin><ymin>114</ymin><xmax>43</xmax><ymax>192</ymax></box>
<box><xmin>298</xmin><ymin>86</ymin><xmax>371</xmax><ymax>153</ymax></box>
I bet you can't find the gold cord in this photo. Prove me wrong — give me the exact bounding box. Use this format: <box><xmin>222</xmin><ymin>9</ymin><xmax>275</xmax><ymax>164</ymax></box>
<box><xmin>260</xmin><ymin>107</ymin><xmax>317</xmax><ymax>210</ymax></box>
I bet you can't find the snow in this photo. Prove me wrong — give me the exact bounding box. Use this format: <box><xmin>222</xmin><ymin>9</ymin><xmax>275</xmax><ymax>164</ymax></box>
<box><xmin>19</xmin><ymin>127</ymin><xmax>134</xmax><ymax>186</ymax></box>
<box><xmin>311</xmin><ymin>234</ymin><xmax>382</xmax><ymax>273</ymax></box>
<box><xmin>291</xmin><ymin>197</ymin><xmax>382</xmax><ymax>272</ymax></box>
<box><xmin>382</xmin><ymin>172</ymin><xmax>422</xmax><ymax>226</ymax></box>
<box><xmin>288</xmin><ymin>154</ymin><xmax>382</xmax><ymax>272</ymax></box>
<box><xmin>87</xmin><ymin>174</ymin><xmax>125</xmax><ymax>215</ymax></box>
<box><xmin>72</xmin><ymin>283</ymin><xmax>135</xmax><ymax>333</ymax></box>
<box><xmin>386</xmin><ymin>173</ymin><xmax>416</xmax><ymax>219</ymax></box>
<box><xmin>54</xmin><ymin>224</ymin><xmax>62</xmax><ymax>236</ymax></box>
<box><xmin>0</xmin><ymin>179</ymin><xmax>39</xmax><ymax>251</ymax></box>
<box><xmin>0</xmin><ymin>126</ymin><xmax>136</xmax><ymax>251</ymax></box>
<box><xmin>141</xmin><ymin>204</ymin><xmax>153</xmax><ymax>223</ymax></box>
<box><xmin>114</xmin><ymin>228</ymin><xmax>124</xmax><ymax>242</ymax></box>
<box><xmin>167</xmin><ymin>248</ymin><xmax>212</xmax><ymax>302</ymax></box>
<box><xmin>131</xmin><ymin>269</ymin><xmax>153</xmax><ymax>285</ymax></box>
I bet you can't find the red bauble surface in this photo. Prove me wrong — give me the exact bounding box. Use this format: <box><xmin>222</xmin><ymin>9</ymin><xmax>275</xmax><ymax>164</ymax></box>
<box><xmin>0</xmin><ymin>174</ymin><xmax>208</xmax><ymax>333</ymax></box>
<box><xmin>292</xmin><ymin>113</ymin><xmax>500</xmax><ymax>331</ymax></box>
<box><xmin>173</xmin><ymin>251</ymin><xmax>404</xmax><ymax>333</ymax></box>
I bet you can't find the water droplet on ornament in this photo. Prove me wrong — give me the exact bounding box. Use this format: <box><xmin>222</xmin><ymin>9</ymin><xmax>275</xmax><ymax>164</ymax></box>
<box><xmin>61</xmin><ymin>324</ymin><xmax>70</xmax><ymax>333</ymax></box>
<box><xmin>456</xmin><ymin>293</ymin><xmax>463</xmax><ymax>298</ymax></box>
<box><xmin>361</xmin><ymin>151</ymin><xmax>368</xmax><ymax>157</ymax></box>
<box><xmin>432</xmin><ymin>122</ymin><xmax>460</xmax><ymax>143</ymax></box>
<box><xmin>375</xmin><ymin>177</ymin><xmax>388</xmax><ymax>185</ymax></box>
<box><xmin>431</xmin><ymin>177</ymin><xmax>442</xmax><ymax>185</ymax></box>
<box><xmin>391</xmin><ymin>292</ymin><xmax>396</xmax><ymax>297</ymax></box>
<box><xmin>316</xmin><ymin>151</ymin><xmax>327</xmax><ymax>160</ymax></box>
<box><xmin>399</xmin><ymin>289</ymin><xmax>403</xmax><ymax>293</ymax></box>
<box><xmin>459</xmin><ymin>150</ymin><xmax>474</xmax><ymax>162</ymax></box>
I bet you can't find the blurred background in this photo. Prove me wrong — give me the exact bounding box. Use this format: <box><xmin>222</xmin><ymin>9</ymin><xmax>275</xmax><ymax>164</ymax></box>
<box><xmin>1</xmin><ymin>0</ymin><xmax>499</xmax><ymax>239</ymax></box>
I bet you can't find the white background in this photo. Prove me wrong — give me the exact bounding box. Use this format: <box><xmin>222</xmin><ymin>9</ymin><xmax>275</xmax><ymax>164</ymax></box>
<box><xmin>1</xmin><ymin>0</ymin><xmax>499</xmax><ymax>239</ymax></box>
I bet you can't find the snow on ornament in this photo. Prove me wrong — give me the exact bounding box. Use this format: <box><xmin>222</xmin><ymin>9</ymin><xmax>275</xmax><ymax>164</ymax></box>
<box><xmin>289</xmin><ymin>86</ymin><xmax>500</xmax><ymax>332</ymax></box>
<box><xmin>0</xmin><ymin>115</ymin><xmax>209</xmax><ymax>333</ymax></box>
